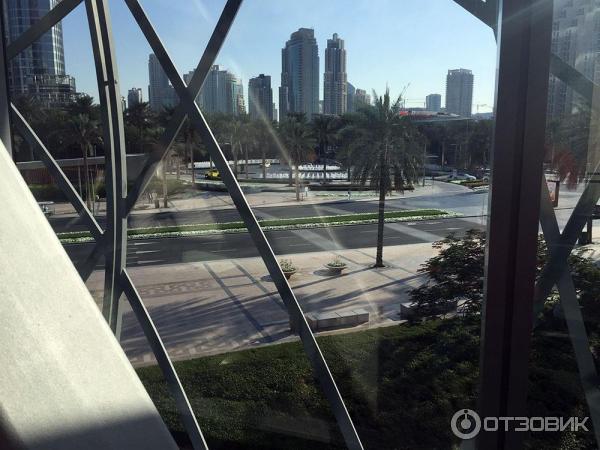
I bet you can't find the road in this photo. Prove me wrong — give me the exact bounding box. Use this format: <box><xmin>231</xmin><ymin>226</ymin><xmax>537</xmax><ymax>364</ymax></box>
<box><xmin>49</xmin><ymin>189</ymin><xmax>488</xmax><ymax>232</ymax></box>
<box><xmin>64</xmin><ymin>216</ymin><xmax>484</xmax><ymax>268</ymax></box>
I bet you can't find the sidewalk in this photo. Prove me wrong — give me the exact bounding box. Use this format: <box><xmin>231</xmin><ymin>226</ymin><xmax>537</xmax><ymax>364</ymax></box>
<box><xmin>85</xmin><ymin>243</ymin><xmax>439</xmax><ymax>367</ymax></box>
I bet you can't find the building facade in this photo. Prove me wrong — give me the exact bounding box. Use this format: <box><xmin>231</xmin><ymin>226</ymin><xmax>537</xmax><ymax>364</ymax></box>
<box><xmin>127</xmin><ymin>88</ymin><xmax>143</xmax><ymax>109</ymax></box>
<box><xmin>548</xmin><ymin>0</ymin><xmax>600</xmax><ymax>118</ymax></box>
<box><xmin>195</xmin><ymin>65</ymin><xmax>245</xmax><ymax>115</ymax></box>
<box><xmin>4</xmin><ymin>0</ymin><xmax>77</xmax><ymax>107</ymax></box>
<box><xmin>148</xmin><ymin>53</ymin><xmax>176</xmax><ymax>112</ymax></box>
<box><xmin>280</xmin><ymin>28</ymin><xmax>319</xmax><ymax>119</ymax></box>
<box><xmin>248</xmin><ymin>74</ymin><xmax>273</xmax><ymax>120</ymax></box>
<box><xmin>445</xmin><ymin>69</ymin><xmax>473</xmax><ymax>117</ymax></box>
<box><xmin>323</xmin><ymin>33</ymin><xmax>347</xmax><ymax>115</ymax></box>
<box><xmin>347</xmin><ymin>82</ymin><xmax>356</xmax><ymax>112</ymax></box>
<box><xmin>355</xmin><ymin>88</ymin><xmax>371</xmax><ymax>108</ymax></box>
<box><xmin>426</xmin><ymin>93</ymin><xmax>442</xmax><ymax>112</ymax></box>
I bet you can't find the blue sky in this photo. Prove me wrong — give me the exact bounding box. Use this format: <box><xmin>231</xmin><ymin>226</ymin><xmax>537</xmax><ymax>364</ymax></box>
<box><xmin>62</xmin><ymin>0</ymin><xmax>497</xmax><ymax>113</ymax></box>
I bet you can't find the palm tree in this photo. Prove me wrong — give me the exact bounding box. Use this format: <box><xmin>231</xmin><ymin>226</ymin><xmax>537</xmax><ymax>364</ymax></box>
<box><xmin>345</xmin><ymin>88</ymin><xmax>421</xmax><ymax>267</ymax></box>
<box><xmin>312</xmin><ymin>114</ymin><xmax>339</xmax><ymax>183</ymax></box>
<box><xmin>124</xmin><ymin>102</ymin><xmax>154</xmax><ymax>153</ymax></box>
<box><xmin>280</xmin><ymin>114</ymin><xmax>315</xmax><ymax>201</ymax></box>
<box><xmin>69</xmin><ymin>114</ymin><xmax>100</xmax><ymax>210</ymax></box>
<box><xmin>227</xmin><ymin>118</ymin><xmax>244</xmax><ymax>179</ymax></box>
<box><xmin>253</xmin><ymin>119</ymin><xmax>272</xmax><ymax>179</ymax></box>
<box><xmin>180</xmin><ymin>118</ymin><xmax>199</xmax><ymax>184</ymax></box>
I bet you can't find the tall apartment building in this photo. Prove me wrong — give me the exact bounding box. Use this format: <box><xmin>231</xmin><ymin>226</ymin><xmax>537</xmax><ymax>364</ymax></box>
<box><xmin>355</xmin><ymin>88</ymin><xmax>371</xmax><ymax>107</ymax></box>
<box><xmin>323</xmin><ymin>33</ymin><xmax>347</xmax><ymax>115</ymax></box>
<box><xmin>426</xmin><ymin>93</ymin><xmax>442</xmax><ymax>112</ymax></box>
<box><xmin>445</xmin><ymin>69</ymin><xmax>474</xmax><ymax>117</ymax></box>
<box><xmin>148</xmin><ymin>54</ymin><xmax>176</xmax><ymax>111</ymax></box>
<box><xmin>193</xmin><ymin>65</ymin><xmax>245</xmax><ymax>115</ymax></box>
<box><xmin>280</xmin><ymin>28</ymin><xmax>319</xmax><ymax>119</ymax></box>
<box><xmin>127</xmin><ymin>88</ymin><xmax>143</xmax><ymax>109</ymax></box>
<box><xmin>548</xmin><ymin>0</ymin><xmax>600</xmax><ymax>117</ymax></box>
<box><xmin>248</xmin><ymin>74</ymin><xmax>273</xmax><ymax>120</ymax></box>
<box><xmin>347</xmin><ymin>82</ymin><xmax>356</xmax><ymax>113</ymax></box>
<box><xmin>4</xmin><ymin>0</ymin><xmax>77</xmax><ymax>107</ymax></box>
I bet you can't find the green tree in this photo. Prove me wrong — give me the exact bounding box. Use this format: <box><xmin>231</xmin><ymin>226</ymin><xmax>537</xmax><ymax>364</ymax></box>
<box><xmin>344</xmin><ymin>88</ymin><xmax>422</xmax><ymax>267</ymax></box>
<box><xmin>279</xmin><ymin>113</ymin><xmax>315</xmax><ymax>201</ymax></box>
<box><xmin>124</xmin><ymin>102</ymin><xmax>155</xmax><ymax>154</ymax></box>
<box><xmin>68</xmin><ymin>114</ymin><xmax>100</xmax><ymax>210</ymax></box>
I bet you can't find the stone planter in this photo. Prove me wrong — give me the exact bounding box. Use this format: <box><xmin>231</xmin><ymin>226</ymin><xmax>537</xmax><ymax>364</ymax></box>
<box><xmin>325</xmin><ymin>263</ymin><xmax>347</xmax><ymax>275</ymax></box>
<box><xmin>282</xmin><ymin>269</ymin><xmax>296</xmax><ymax>280</ymax></box>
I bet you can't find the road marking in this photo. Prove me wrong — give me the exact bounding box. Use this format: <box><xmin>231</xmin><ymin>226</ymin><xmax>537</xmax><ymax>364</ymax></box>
<box><xmin>135</xmin><ymin>259</ymin><xmax>163</xmax><ymax>265</ymax></box>
<box><xmin>134</xmin><ymin>249</ymin><xmax>159</xmax><ymax>254</ymax></box>
<box><xmin>359</xmin><ymin>229</ymin><xmax>377</xmax><ymax>233</ymax></box>
<box><xmin>129</xmin><ymin>241</ymin><xmax>154</xmax><ymax>246</ymax></box>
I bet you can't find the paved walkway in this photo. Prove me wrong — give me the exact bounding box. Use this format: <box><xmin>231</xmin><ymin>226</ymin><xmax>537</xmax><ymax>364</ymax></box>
<box><xmin>85</xmin><ymin>243</ymin><xmax>438</xmax><ymax>367</ymax></box>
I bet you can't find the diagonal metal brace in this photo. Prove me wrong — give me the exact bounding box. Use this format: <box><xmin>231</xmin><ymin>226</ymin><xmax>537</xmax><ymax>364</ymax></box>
<box><xmin>539</xmin><ymin>180</ymin><xmax>600</xmax><ymax>448</ymax></box>
<box><xmin>6</xmin><ymin>0</ymin><xmax>83</xmax><ymax>60</ymax></box>
<box><xmin>121</xmin><ymin>269</ymin><xmax>209</xmax><ymax>450</ymax></box>
<box><xmin>123</xmin><ymin>0</ymin><xmax>363</xmax><ymax>448</ymax></box>
<box><xmin>11</xmin><ymin>103</ymin><xmax>104</xmax><ymax>242</ymax></box>
<box><xmin>125</xmin><ymin>0</ymin><xmax>243</xmax><ymax>215</ymax></box>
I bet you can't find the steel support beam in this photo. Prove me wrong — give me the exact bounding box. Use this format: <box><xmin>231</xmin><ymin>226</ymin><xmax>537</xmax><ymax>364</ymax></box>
<box><xmin>0</xmin><ymin>0</ymin><xmax>12</xmax><ymax>155</ymax></box>
<box><xmin>477</xmin><ymin>1</ymin><xmax>552</xmax><ymax>449</ymax></box>
<box><xmin>538</xmin><ymin>181</ymin><xmax>600</xmax><ymax>447</ymax></box>
<box><xmin>6</xmin><ymin>0</ymin><xmax>83</xmax><ymax>60</ymax></box>
<box><xmin>85</xmin><ymin>0</ymin><xmax>128</xmax><ymax>334</ymax></box>
<box><xmin>11</xmin><ymin>105</ymin><xmax>104</xmax><ymax>241</ymax></box>
<box><xmin>125</xmin><ymin>0</ymin><xmax>242</xmax><ymax>215</ymax></box>
<box><xmin>123</xmin><ymin>1</ymin><xmax>363</xmax><ymax>448</ymax></box>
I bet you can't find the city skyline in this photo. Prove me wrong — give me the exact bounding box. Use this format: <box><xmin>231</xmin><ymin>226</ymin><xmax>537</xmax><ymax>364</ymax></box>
<box><xmin>59</xmin><ymin>0</ymin><xmax>496</xmax><ymax>114</ymax></box>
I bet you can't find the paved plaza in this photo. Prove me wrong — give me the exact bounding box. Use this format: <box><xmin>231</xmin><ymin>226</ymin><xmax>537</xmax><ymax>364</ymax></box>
<box><xmin>85</xmin><ymin>243</ymin><xmax>439</xmax><ymax>366</ymax></box>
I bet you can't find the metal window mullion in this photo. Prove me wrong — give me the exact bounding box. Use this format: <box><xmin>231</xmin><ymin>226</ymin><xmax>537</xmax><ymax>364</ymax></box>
<box><xmin>123</xmin><ymin>1</ymin><xmax>363</xmax><ymax>448</ymax></box>
<box><xmin>0</xmin><ymin>0</ymin><xmax>11</xmax><ymax>155</ymax></box>
<box><xmin>478</xmin><ymin>1</ymin><xmax>553</xmax><ymax>449</ymax></box>
<box><xmin>85</xmin><ymin>0</ymin><xmax>127</xmax><ymax>334</ymax></box>
<box><xmin>124</xmin><ymin>0</ymin><xmax>242</xmax><ymax>215</ymax></box>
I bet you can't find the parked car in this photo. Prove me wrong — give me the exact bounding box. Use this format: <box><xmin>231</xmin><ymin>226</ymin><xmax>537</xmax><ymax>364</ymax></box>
<box><xmin>205</xmin><ymin>169</ymin><xmax>220</xmax><ymax>180</ymax></box>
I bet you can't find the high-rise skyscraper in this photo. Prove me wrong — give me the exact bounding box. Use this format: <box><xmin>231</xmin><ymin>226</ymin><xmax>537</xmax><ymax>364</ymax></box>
<box><xmin>195</xmin><ymin>65</ymin><xmax>244</xmax><ymax>115</ymax></box>
<box><xmin>426</xmin><ymin>94</ymin><xmax>442</xmax><ymax>112</ymax></box>
<box><xmin>347</xmin><ymin>82</ymin><xmax>356</xmax><ymax>113</ymax></box>
<box><xmin>280</xmin><ymin>28</ymin><xmax>319</xmax><ymax>118</ymax></box>
<box><xmin>148</xmin><ymin>54</ymin><xmax>176</xmax><ymax>112</ymax></box>
<box><xmin>127</xmin><ymin>88</ymin><xmax>143</xmax><ymax>109</ymax></box>
<box><xmin>248</xmin><ymin>74</ymin><xmax>273</xmax><ymax>120</ymax></box>
<box><xmin>4</xmin><ymin>0</ymin><xmax>77</xmax><ymax>107</ymax></box>
<box><xmin>548</xmin><ymin>0</ymin><xmax>600</xmax><ymax>118</ymax></box>
<box><xmin>355</xmin><ymin>89</ymin><xmax>371</xmax><ymax>107</ymax></box>
<box><xmin>272</xmin><ymin>103</ymin><xmax>278</xmax><ymax>122</ymax></box>
<box><xmin>445</xmin><ymin>69</ymin><xmax>474</xmax><ymax>117</ymax></box>
<box><xmin>323</xmin><ymin>33</ymin><xmax>347</xmax><ymax>115</ymax></box>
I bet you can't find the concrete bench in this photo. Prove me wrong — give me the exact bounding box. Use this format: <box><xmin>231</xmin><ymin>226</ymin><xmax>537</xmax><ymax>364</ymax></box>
<box><xmin>293</xmin><ymin>309</ymin><xmax>370</xmax><ymax>332</ymax></box>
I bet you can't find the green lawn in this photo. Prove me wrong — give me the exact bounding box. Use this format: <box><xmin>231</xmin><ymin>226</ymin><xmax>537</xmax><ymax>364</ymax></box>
<box><xmin>58</xmin><ymin>209</ymin><xmax>452</xmax><ymax>242</ymax></box>
<box><xmin>136</xmin><ymin>317</ymin><xmax>594</xmax><ymax>449</ymax></box>
<box><xmin>137</xmin><ymin>320</ymin><xmax>481</xmax><ymax>450</ymax></box>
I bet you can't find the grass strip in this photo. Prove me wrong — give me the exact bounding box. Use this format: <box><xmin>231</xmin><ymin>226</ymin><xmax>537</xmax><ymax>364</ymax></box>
<box><xmin>58</xmin><ymin>209</ymin><xmax>454</xmax><ymax>243</ymax></box>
